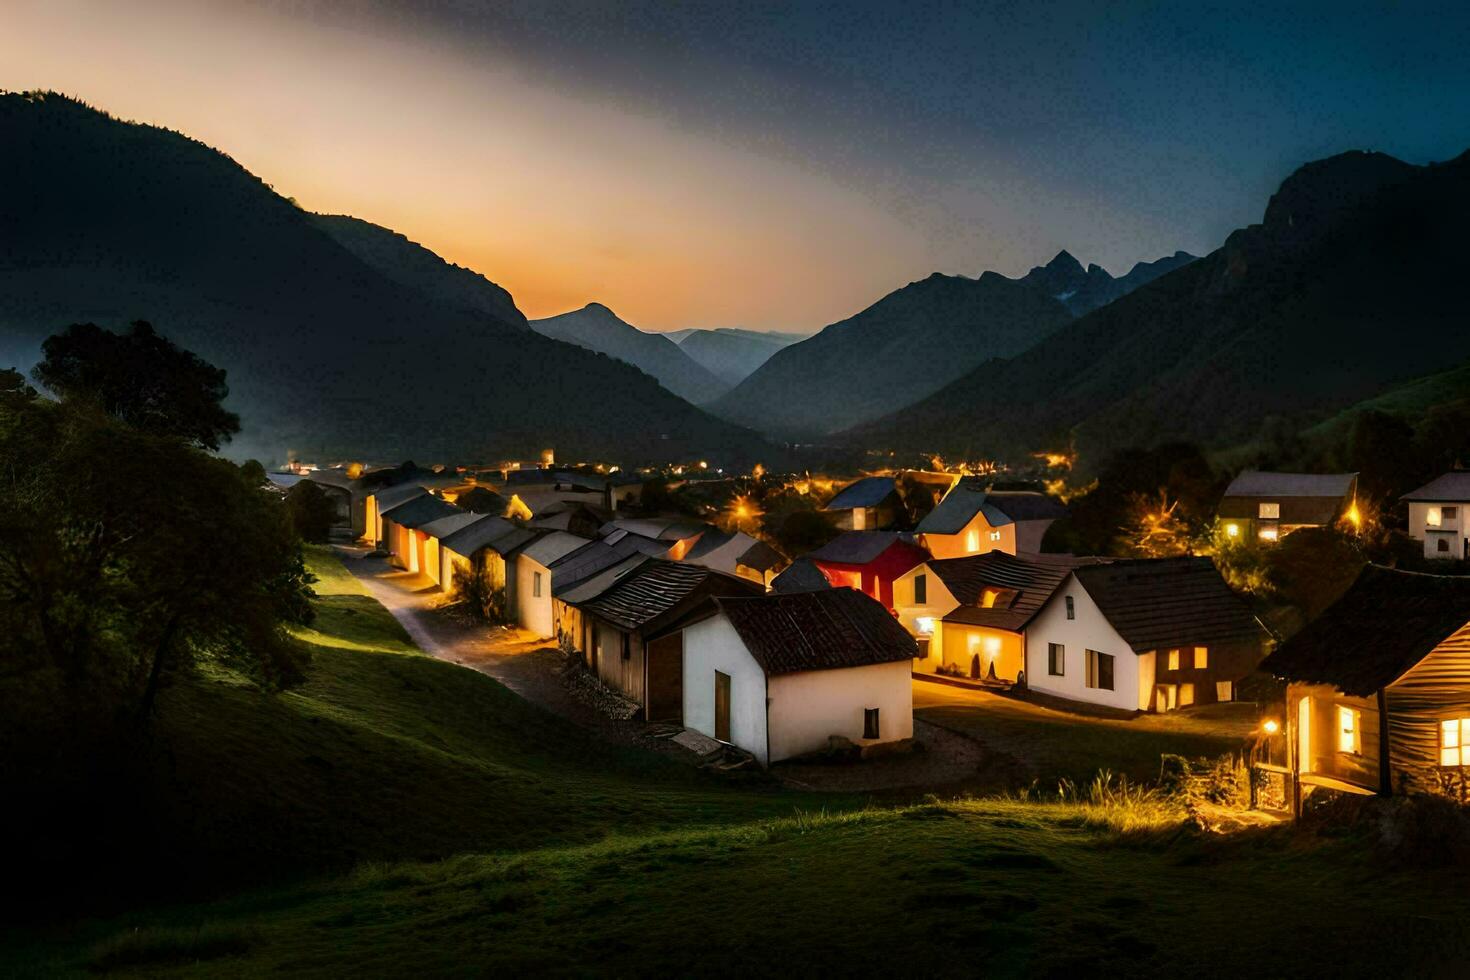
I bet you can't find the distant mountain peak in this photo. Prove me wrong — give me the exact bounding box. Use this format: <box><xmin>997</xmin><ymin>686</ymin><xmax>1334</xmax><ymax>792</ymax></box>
<box><xmin>1046</xmin><ymin>249</ymin><xmax>1084</xmax><ymax>274</ymax></box>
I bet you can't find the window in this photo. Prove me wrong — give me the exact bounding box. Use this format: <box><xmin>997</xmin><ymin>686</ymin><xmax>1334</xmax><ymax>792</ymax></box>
<box><xmin>1439</xmin><ymin>538</ymin><xmax>1452</xmax><ymax>553</ymax></box>
<box><xmin>1048</xmin><ymin>643</ymin><xmax>1065</xmax><ymax>676</ymax></box>
<box><xmin>1167</xmin><ymin>649</ymin><xmax>1180</xmax><ymax>671</ymax></box>
<box><xmin>1259</xmin><ymin>502</ymin><xmax>1280</xmax><ymax>519</ymax></box>
<box><xmin>1259</xmin><ymin>526</ymin><xmax>1279</xmax><ymax>542</ymax></box>
<box><xmin>1193</xmin><ymin>646</ymin><xmax>1208</xmax><ymax>669</ymax></box>
<box><xmin>1225</xmin><ymin>522</ymin><xmax>1240</xmax><ymax>538</ymax></box>
<box><xmin>852</xmin><ymin>508</ymin><xmax>867</xmax><ymax>531</ymax></box>
<box><xmin>1216</xmin><ymin>681</ymin><xmax>1234</xmax><ymax>702</ymax></box>
<box><xmin>980</xmin><ymin>589</ymin><xmax>998</xmax><ymax>608</ymax></box>
<box><xmin>864</xmin><ymin>707</ymin><xmax>880</xmax><ymax>740</ymax></box>
<box><xmin>1445</xmin><ymin>507</ymin><xmax>1459</xmax><ymax>521</ymax></box>
<box><xmin>966</xmin><ymin>529</ymin><xmax>980</xmax><ymax>553</ymax></box>
<box><xmin>533</xmin><ymin>571</ymin><xmax>543</xmax><ymax>598</ymax></box>
<box><xmin>1065</xmin><ymin>596</ymin><xmax>1075</xmax><ymax>620</ymax></box>
<box><xmin>913</xmin><ymin>574</ymin><xmax>927</xmax><ymax>605</ymax></box>
<box><xmin>1441</xmin><ymin>718</ymin><xmax>1470</xmax><ymax>766</ymax></box>
<box><xmin>915</xmin><ymin>616</ymin><xmax>935</xmax><ymax>636</ymax></box>
<box><xmin>1428</xmin><ymin>506</ymin><xmax>1443</xmax><ymax>527</ymax></box>
<box><xmin>1179</xmin><ymin>683</ymin><xmax>1195</xmax><ymax>706</ymax></box>
<box><xmin>1338</xmin><ymin>706</ymin><xmax>1361</xmax><ymax>754</ymax></box>
<box><xmin>621</xmin><ymin>634</ymin><xmax>631</xmax><ymax>662</ymax></box>
<box><xmin>989</xmin><ymin>530</ymin><xmax>1002</xmax><ymax>542</ymax></box>
<box><xmin>1085</xmin><ymin>650</ymin><xmax>1114</xmax><ymax>691</ymax></box>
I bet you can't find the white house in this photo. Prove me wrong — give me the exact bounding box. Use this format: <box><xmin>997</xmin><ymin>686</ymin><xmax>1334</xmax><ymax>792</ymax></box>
<box><xmin>915</xmin><ymin>479</ymin><xmax>1068</xmax><ymax>559</ymax></box>
<box><xmin>1402</xmin><ymin>472</ymin><xmax>1470</xmax><ymax>560</ymax></box>
<box><xmin>1025</xmin><ymin>557</ymin><xmax>1268</xmax><ymax>713</ymax></box>
<box><xmin>655</xmin><ymin>588</ymin><xmax>917</xmax><ymax>766</ymax></box>
<box><xmin>513</xmin><ymin>531</ymin><xmax>591</xmax><ymax>637</ymax></box>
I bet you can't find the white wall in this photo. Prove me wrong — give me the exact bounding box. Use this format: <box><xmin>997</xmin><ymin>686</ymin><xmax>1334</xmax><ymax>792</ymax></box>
<box><xmin>683</xmin><ymin>616</ymin><xmax>769</xmax><ymax>766</ymax></box>
<box><xmin>514</xmin><ymin>555</ymin><xmax>554</xmax><ymax>637</ymax></box>
<box><xmin>1408</xmin><ymin>500</ymin><xmax>1470</xmax><ymax>559</ymax></box>
<box><xmin>1024</xmin><ymin>575</ymin><xmax>1144</xmax><ymax>711</ymax></box>
<box><xmin>924</xmin><ymin>511</ymin><xmax>1013</xmax><ymax>559</ymax></box>
<box><xmin>768</xmin><ymin>660</ymin><xmax>913</xmax><ymax>762</ymax></box>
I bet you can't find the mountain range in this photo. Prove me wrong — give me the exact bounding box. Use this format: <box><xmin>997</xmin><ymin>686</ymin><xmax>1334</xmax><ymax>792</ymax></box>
<box><xmin>852</xmin><ymin>149</ymin><xmax>1470</xmax><ymax>465</ymax></box>
<box><xmin>667</xmin><ymin>327</ymin><xmax>808</xmax><ymax>387</ymax></box>
<box><xmin>706</xmin><ymin>247</ymin><xmax>1190</xmax><ymax>438</ymax></box>
<box><xmin>529</xmin><ymin>304</ymin><xmax>729</xmax><ymax>404</ymax></box>
<box><xmin>0</xmin><ymin>93</ymin><xmax>775</xmax><ymax>466</ymax></box>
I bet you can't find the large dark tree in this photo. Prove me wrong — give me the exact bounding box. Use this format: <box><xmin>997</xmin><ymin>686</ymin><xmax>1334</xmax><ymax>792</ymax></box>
<box><xmin>32</xmin><ymin>321</ymin><xmax>240</xmax><ymax>450</ymax></box>
<box><xmin>285</xmin><ymin>480</ymin><xmax>338</xmax><ymax>544</ymax></box>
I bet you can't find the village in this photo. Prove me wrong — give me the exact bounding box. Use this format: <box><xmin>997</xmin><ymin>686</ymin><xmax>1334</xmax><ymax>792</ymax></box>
<box><xmin>276</xmin><ymin>454</ymin><xmax>1470</xmax><ymax>813</ymax></box>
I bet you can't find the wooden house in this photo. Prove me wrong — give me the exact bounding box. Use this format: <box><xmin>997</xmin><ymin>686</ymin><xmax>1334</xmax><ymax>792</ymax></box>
<box><xmin>915</xmin><ymin>479</ymin><xmax>1068</xmax><ymax>558</ymax></box>
<box><xmin>549</xmin><ymin>532</ymin><xmax>689</xmax><ymax>656</ymax></box>
<box><xmin>649</xmin><ymin>588</ymin><xmax>917</xmax><ymax>766</ymax></box>
<box><xmin>565</xmin><ymin>559</ymin><xmax>762</xmax><ymax>718</ymax></box>
<box><xmin>512</xmin><ymin>530</ymin><xmax>591</xmax><ymax>637</ymax></box>
<box><xmin>802</xmin><ymin>531</ymin><xmax>930</xmax><ymax>612</ymax></box>
<box><xmin>1260</xmin><ymin>565</ymin><xmax>1470</xmax><ymax>805</ymax></box>
<box><xmin>683</xmin><ymin>528</ymin><xmax>785</xmax><ymax>586</ymax></box>
<box><xmin>893</xmin><ymin>552</ymin><xmax>1104</xmax><ymax>681</ymax></box>
<box><xmin>1025</xmin><ymin>557</ymin><xmax>1269</xmax><ymax>713</ymax></box>
<box><xmin>1402</xmin><ymin>472</ymin><xmax>1470</xmax><ymax>560</ymax></box>
<box><xmin>1217</xmin><ymin>471</ymin><xmax>1358</xmax><ymax>543</ymax></box>
<box><xmin>822</xmin><ymin>476</ymin><xmax>901</xmax><ymax>531</ymax></box>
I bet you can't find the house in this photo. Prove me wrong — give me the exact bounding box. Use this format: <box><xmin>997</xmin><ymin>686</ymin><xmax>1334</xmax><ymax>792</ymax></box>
<box><xmin>682</xmin><ymin>528</ymin><xmax>785</xmax><ymax>586</ymax></box>
<box><xmin>416</xmin><ymin>511</ymin><xmax>488</xmax><ymax>589</ymax></box>
<box><xmin>439</xmin><ymin>516</ymin><xmax>540</xmax><ymax>604</ymax></box>
<box><xmin>549</xmin><ymin>533</ymin><xmax>681</xmax><ymax>652</ymax></box>
<box><xmin>1217</xmin><ymin>471</ymin><xmax>1358</xmax><ymax>543</ymax></box>
<box><xmin>513</xmin><ymin>531</ymin><xmax>591</xmax><ymax>637</ymax></box>
<box><xmin>802</xmin><ymin>531</ymin><xmax>930</xmax><ymax>611</ymax></box>
<box><xmin>915</xmin><ymin>479</ymin><xmax>1068</xmax><ymax>558</ymax></box>
<box><xmin>1260</xmin><ymin>565</ymin><xmax>1470</xmax><ymax>805</ymax></box>
<box><xmin>1025</xmin><ymin>557</ymin><xmax>1269</xmax><ymax>713</ymax></box>
<box><xmin>565</xmin><ymin>559</ymin><xmax>763</xmax><ymax>717</ymax></box>
<box><xmin>364</xmin><ymin>482</ymin><xmax>428</xmax><ymax>547</ymax></box>
<box><xmin>530</xmin><ymin>500</ymin><xmax>610</xmax><ymax>538</ymax></box>
<box><xmin>649</xmin><ymin>588</ymin><xmax>917</xmax><ymax>766</ymax></box>
<box><xmin>379</xmin><ymin>494</ymin><xmax>462</xmax><ymax>574</ymax></box>
<box><xmin>1401</xmin><ymin>472</ymin><xmax>1470</xmax><ymax>560</ymax></box>
<box><xmin>771</xmin><ymin>558</ymin><xmax>833</xmax><ymax>595</ymax></box>
<box><xmin>598</xmin><ymin>517</ymin><xmax>710</xmax><ymax>560</ymax></box>
<box><xmin>822</xmin><ymin>476</ymin><xmax>901</xmax><ymax>531</ymax></box>
<box><xmin>894</xmin><ymin>552</ymin><xmax>1104</xmax><ymax>681</ymax></box>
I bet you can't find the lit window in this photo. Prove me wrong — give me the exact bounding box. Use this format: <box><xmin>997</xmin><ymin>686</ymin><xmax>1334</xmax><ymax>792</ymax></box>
<box><xmin>1427</xmin><ymin>506</ymin><xmax>1443</xmax><ymax>527</ymax></box>
<box><xmin>1259</xmin><ymin>527</ymin><xmax>1279</xmax><ymax>542</ymax></box>
<box><xmin>966</xmin><ymin>530</ymin><xmax>980</xmax><ymax>552</ymax></box>
<box><xmin>1216</xmin><ymin>681</ymin><xmax>1233</xmax><ymax>702</ymax></box>
<box><xmin>1338</xmin><ymin>706</ymin><xmax>1360</xmax><ymax>754</ymax></box>
<box><xmin>989</xmin><ymin>530</ymin><xmax>1002</xmax><ymax>542</ymax></box>
<box><xmin>913</xmin><ymin>574</ymin><xmax>927</xmax><ymax>605</ymax></box>
<box><xmin>1179</xmin><ymin>683</ymin><xmax>1195</xmax><ymax>706</ymax></box>
<box><xmin>1441</xmin><ymin>719</ymin><xmax>1470</xmax><ymax>766</ymax></box>
<box><xmin>981</xmin><ymin>589</ymin><xmax>997</xmax><ymax>608</ymax></box>
<box><xmin>1048</xmin><ymin>643</ymin><xmax>1064</xmax><ymax>676</ymax></box>
<box><xmin>1225</xmin><ymin>523</ymin><xmax>1239</xmax><ymax>538</ymax></box>
<box><xmin>1065</xmin><ymin>596</ymin><xmax>1075</xmax><ymax>620</ymax></box>
<box><xmin>915</xmin><ymin>616</ymin><xmax>935</xmax><ymax>636</ymax></box>
<box><xmin>1167</xmin><ymin>649</ymin><xmax>1180</xmax><ymax>671</ymax></box>
<box><xmin>1259</xmin><ymin>502</ymin><xmax>1280</xmax><ymax>519</ymax></box>
<box><xmin>1194</xmin><ymin>646</ymin><xmax>1208</xmax><ymax>669</ymax></box>
<box><xmin>968</xmin><ymin>633</ymin><xmax>981</xmax><ymax>653</ymax></box>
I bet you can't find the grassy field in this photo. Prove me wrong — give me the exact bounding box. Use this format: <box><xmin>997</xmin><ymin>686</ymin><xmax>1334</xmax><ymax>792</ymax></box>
<box><xmin>5</xmin><ymin>547</ymin><xmax>1469</xmax><ymax>976</ymax></box>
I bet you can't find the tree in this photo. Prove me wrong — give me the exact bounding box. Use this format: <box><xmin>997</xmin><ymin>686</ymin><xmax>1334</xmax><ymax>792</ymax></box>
<box><xmin>1268</xmin><ymin>527</ymin><xmax>1365</xmax><ymax>623</ymax></box>
<box><xmin>1049</xmin><ymin>443</ymin><xmax>1220</xmax><ymax>556</ymax></box>
<box><xmin>1115</xmin><ymin>490</ymin><xmax>1194</xmax><ymax>558</ymax></box>
<box><xmin>32</xmin><ymin>321</ymin><xmax>240</xmax><ymax>450</ymax></box>
<box><xmin>285</xmin><ymin>480</ymin><xmax>338</xmax><ymax>543</ymax></box>
<box><xmin>239</xmin><ymin>459</ymin><xmax>268</xmax><ymax>487</ymax></box>
<box><xmin>769</xmin><ymin>510</ymin><xmax>838</xmax><ymax>557</ymax></box>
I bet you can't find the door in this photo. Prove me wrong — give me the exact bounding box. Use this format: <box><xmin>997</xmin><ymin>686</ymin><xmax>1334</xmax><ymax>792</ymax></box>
<box><xmin>646</xmin><ymin>633</ymin><xmax>684</xmax><ymax>723</ymax></box>
<box><xmin>1297</xmin><ymin>697</ymin><xmax>1311</xmax><ymax>774</ymax></box>
<box><xmin>714</xmin><ymin>670</ymin><xmax>731</xmax><ymax>742</ymax></box>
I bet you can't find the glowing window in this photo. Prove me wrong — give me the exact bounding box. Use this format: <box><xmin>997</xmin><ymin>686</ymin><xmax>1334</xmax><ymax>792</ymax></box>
<box><xmin>967</xmin><ymin>633</ymin><xmax>981</xmax><ymax>653</ymax></box>
<box><xmin>1338</xmin><ymin>706</ymin><xmax>1360</xmax><ymax>755</ymax></box>
<box><xmin>980</xmin><ymin>589</ymin><xmax>998</xmax><ymax>608</ymax></box>
<box><xmin>1441</xmin><ymin>719</ymin><xmax>1470</xmax><ymax>766</ymax></box>
<box><xmin>915</xmin><ymin>616</ymin><xmax>935</xmax><ymax>636</ymax></box>
<box><xmin>1259</xmin><ymin>527</ymin><xmax>1279</xmax><ymax>542</ymax></box>
<box><xmin>1225</xmin><ymin>523</ymin><xmax>1239</xmax><ymax>538</ymax></box>
<box><xmin>1179</xmin><ymin>683</ymin><xmax>1195</xmax><ymax>707</ymax></box>
<box><xmin>1259</xmin><ymin>502</ymin><xmax>1280</xmax><ymax>519</ymax></box>
<box><xmin>965</xmin><ymin>530</ymin><xmax>980</xmax><ymax>552</ymax></box>
<box><xmin>1167</xmin><ymin>649</ymin><xmax>1180</xmax><ymax>671</ymax></box>
<box><xmin>1194</xmin><ymin>646</ymin><xmax>1208</xmax><ymax>669</ymax></box>
<box><xmin>1427</xmin><ymin>506</ymin><xmax>1443</xmax><ymax>527</ymax></box>
<box><xmin>989</xmin><ymin>530</ymin><xmax>1002</xmax><ymax>542</ymax></box>
<box><xmin>1216</xmin><ymin>681</ymin><xmax>1233</xmax><ymax>702</ymax></box>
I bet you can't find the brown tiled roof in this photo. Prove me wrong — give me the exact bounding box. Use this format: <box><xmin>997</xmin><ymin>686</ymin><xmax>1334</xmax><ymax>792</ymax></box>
<box><xmin>935</xmin><ymin>552</ymin><xmax>1106</xmax><ymax>631</ymax></box>
<box><xmin>577</xmin><ymin>559</ymin><xmax>760</xmax><ymax>632</ymax></box>
<box><xmin>1261</xmin><ymin>564</ymin><xmax>1470</xmax><ymax>696</ymax></box>
<box><xmin>716</xmin><ymin>588</ymin><xmax>918</xmax><ymax>676</ymax></box>
<box><xmin>1072</xmin><ymin>557</ymin><xmax>1267</xmax><ymax>653</ymax></box>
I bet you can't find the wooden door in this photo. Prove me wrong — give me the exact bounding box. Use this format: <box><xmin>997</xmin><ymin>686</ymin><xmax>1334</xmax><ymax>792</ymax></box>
<box><xmin>714</xmin><ymin>670</ymin><xmax>731</xmax><ymax>742</ymax></box>
<box><xmin>646</xmin><ymin>633</ymin><xmax>684</xmax><ymax>723</ymax></box>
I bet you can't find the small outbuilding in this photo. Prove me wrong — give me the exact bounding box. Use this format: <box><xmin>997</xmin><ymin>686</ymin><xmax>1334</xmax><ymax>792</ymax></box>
<box><xmin>1401</xmin><ymin>471</ymin><xmax>1470</xmax><ymax>561</ymax></box>
<box><xmin>513</xmin><ymin>530</ymin><xmax>591</xmax><ymax>638</ymax></box>
<box><xmin>822</xmin><ymin>476</ymin><xmax>901</xmax><ymax>531</ymax></box>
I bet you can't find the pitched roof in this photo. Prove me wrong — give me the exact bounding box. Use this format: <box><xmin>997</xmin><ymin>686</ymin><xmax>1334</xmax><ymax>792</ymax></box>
<box><xmin>1221</xmin><ymin>471</ymin><xmax>1357</xmax><ymax>499</ymax></box>
<box><xmin>1402</xmin><ymin>472</ymin><xmax>1470</xmax><ymax>503</ymax></box>
<box><xmin>1260</xmin><ymin>565</ymin><xmax>1470</xmax><ymax>696</ymax></box>
<box><xmin>439</xmin><ymin>516</ymin><xmax>527</xmax><ymax>557</ymax></box>
<box><xmin>715</xmin><ymin>588</ymin><xmax>918</xmax><ymax>675</ymax></box>
<box><xmin>373</xmin><ymin>482</ymin><xmax>430</xmax><ymax>510</ymax></box>
<box><xmin>1071</xmin><ymin>557</ymin><xmax>1267</xmax><ymax>653</ymax></box>
<box><xmin>771</xmin><ymin>558</ymin><xmax>833</xmax><ymax>594</ymax></box>
<box><xmin>575</xmin><ymin>559</ymin><xmax>760</xmax><ymax>632</ymax></box>
<box><xmin>519</xmin><ymin>531</ymin><xmax>591</xmax><ymax>567</ymax></box>
<box><xmin>806</xmin><ymin>530</ymin><xmax>923</xmax><ymax>566</ymax></box>
<box><xmin>600</xmin><ymin>517</ymin><xmax>709</xmax><ymax>542</ymax></box>
<box><xmin>383</xmin><ymin>495</ymin><xmax>462</xmax><ymax>530</ymax></box>
<box><xmin>555</xmin><ymin>554</ymin><xmax>651</xmax><ymax>604</ymax></box>
<box><xmin>931</xmin><ymin>552</ymin><xmax>1107</xmax><ymax>631</ymax></box>
<box><xmin>823</xmin><ymin>476</ymin><xmax>898</xmax><ymax>512</ymax></box>
<box><xmin>418</xmin><ymin>512</ymin><xmax>487</xmax><ymax>540</ymax></box>
<box><xmin>736</xmin><ymin>539</ymin><xmax>785</xmax><ymax>573</ymax></box>
<box><xmin>916</xmin><ymin>478</ymin><xmax>1066</xmax><ymax>535</ymax></box>
<box><xmin>549</xmin><ymin>534</ymin><xmax>670</xmax><ymax>595</ymax></box>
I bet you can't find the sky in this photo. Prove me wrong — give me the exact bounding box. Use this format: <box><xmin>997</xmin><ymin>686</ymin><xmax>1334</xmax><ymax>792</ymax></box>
<box><xmin>5</xmin><ymin>0</ymin><xmax>1469</xmax><ymax>332</ymax></box>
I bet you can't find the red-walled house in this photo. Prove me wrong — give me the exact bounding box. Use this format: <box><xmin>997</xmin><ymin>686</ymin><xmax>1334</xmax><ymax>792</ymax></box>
<box><xmin>803</xmin><ymin>531</ymin><xmax>930</xmax><ymax>612</ymax></box>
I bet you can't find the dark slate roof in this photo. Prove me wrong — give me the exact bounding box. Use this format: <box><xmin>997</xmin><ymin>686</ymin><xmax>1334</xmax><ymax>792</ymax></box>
<box><xmin>806</xmin><ymin>530</ymin><xmax>922</xmax><ymax>567</ymax></box>
<box><xmin>440</xmin><ymin>516</ymin><xmax>525</xmax><ymax>557</ymax></box>
<box><xmin>575</xmin><ymin>559</ymin><xmax>760</xmax><ymax>631</ymax></box>
<box><xmin>383</xmin><ymin>495</ymin><xmax>462</xmax><ymax>530</ymax></box>
<box><xmin>738</xmin><ymin>539</ymin><xmax>785</xmax><ymax>573</ymax></box>
<box><xmin>823</xmin><ymin>476</ymin><xmax>897</xmax><ymax>512</ymax></box>
<box><xmin>1402</xmin><ymin>472</ymin><xmax>1470</xmax><ymax>503</ymax></box>
<box><xmin>916</xmin><ymin>478</ymin><xmax>1066</xmax><ymax>534</ymax></box>
<box><xmin>419</xmin><ymin>512</ymin><xmax>487</xmax><ymax>540</ymax></box>
<box><xmin>374</xmin><ymin>482</ymin><xmax>430</xmax><ymax>510</ymax></box>
<box><xmin>1072</xmin><ymin>557</ymin><xmax>1267</xmax><ymax>653</ymax></box>
<box><xmin>716</xmin><ymin>588</ymin><xmax>918</xmax><ymax>676</ymax></box>
<box><xmin>933</xmin><ymin>553</ymin><xmax>1107</xmax><ymax>631</ymax></box>
<box><xmin>550</xmin><ymin>534</ymin><xmax>671</xmax><ymax>595</ymax></box>
<box><xmin>600</xmin><ymin>517</ymin><xmax>709</xmax><ymax>542</ymax></box>
<box><xmin>1222</xmin><ymin>471</ymin><xmax>1358</xmax><ymax>499</ymax></box>
<box><xmin>771</xmin><ymin>558</ymin><xmax>833</xmax><ymax>594</ymax></box>
<box><xmin>1260</xmin><ymin>565</ymin><xmax>1470</xmax><ymax>696</ymax></box>
<box><xmin>519</xmin><ymin>531</ymin><xmax>591</xmax><ymax>567</ymax></box>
